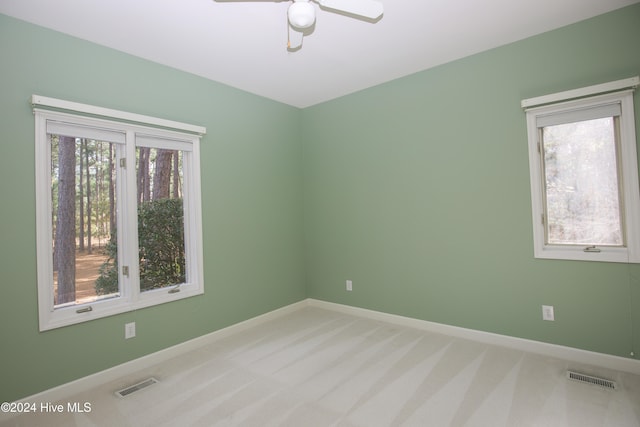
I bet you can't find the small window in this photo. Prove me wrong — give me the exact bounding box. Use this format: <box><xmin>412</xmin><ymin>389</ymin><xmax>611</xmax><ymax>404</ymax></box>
<box><xmin>523</xmin><ymin>86</ymin><xmax>640</xmax><ymax>263</ymax></box>
<box><xmin>34</xmin><ymin>99</ymin><xmax>205</xmax><ymax>330</ymax></box>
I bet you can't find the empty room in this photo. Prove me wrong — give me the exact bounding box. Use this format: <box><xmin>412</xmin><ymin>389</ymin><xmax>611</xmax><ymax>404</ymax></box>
<box><xmin>1</xmin><ymin>0</ymin><xmax>640</xmax><ymax>425</ymax></box>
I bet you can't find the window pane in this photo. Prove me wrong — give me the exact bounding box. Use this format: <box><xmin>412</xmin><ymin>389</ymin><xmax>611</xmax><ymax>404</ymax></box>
<box><xmin>136</xmin><ymin>147</ymin><xmax>186</xmax><ymax>292</ymax></box>
<box><xmin>542</xmin><ymin>117</ymin><xmax>623</xmax><ymax>246</ymax></box>
<box><xmin>50</xmin><ymin>135</ymin><xmax>120</xmax><ymax>308</ymax></box>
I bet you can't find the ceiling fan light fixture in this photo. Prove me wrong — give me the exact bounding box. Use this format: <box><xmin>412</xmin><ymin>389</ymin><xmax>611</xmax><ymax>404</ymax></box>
<box><xmin>288</xmin><ymin>1</ymin><xmax>315</xmax><ymax>29</ymax></box>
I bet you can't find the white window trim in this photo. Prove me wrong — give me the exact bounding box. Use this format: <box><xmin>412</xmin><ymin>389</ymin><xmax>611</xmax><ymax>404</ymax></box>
<box><xmin>31</xmin><ymin>94</ymin><xmax>206</xmax><ymax>136</ymax></box>
<box><xmin>34</xmin><ymin>98</ymin><xmax>206</xmax><ymax>331</ymax></box>
<box><xmin>523</xmin><ymin>87</ymin><xmax>640</xmax><ymax>263</ymax></box>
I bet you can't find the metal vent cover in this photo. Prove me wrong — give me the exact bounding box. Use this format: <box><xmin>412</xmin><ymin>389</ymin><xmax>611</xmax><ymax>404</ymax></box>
<box><xmin>115</xmin><ymin>377</ymin><xmax>159</xmax><ymax>398</ymax></box>
<box><xmin>566</xmin><ymin>371</ymin><xmax>616</xmax><ymax>390</ymax></box>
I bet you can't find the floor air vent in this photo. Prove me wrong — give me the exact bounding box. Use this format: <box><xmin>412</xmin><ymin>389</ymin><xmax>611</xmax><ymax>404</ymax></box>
<box><xmin>115</xmin><ymin>377</ymin><xmax>159</xmax><ymax>398</ymax></box>
<box><xmin>566</xmin><ymin>371</ymin><xmax>616</xmax><ymax>390</ymax></box>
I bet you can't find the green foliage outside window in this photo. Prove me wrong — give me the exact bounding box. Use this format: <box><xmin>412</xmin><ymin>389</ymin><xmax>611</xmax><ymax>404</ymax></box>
<box><xmin>95</xmin><ymin>198</ymin><xmax>185</xmax><ymax>295</ymax></box>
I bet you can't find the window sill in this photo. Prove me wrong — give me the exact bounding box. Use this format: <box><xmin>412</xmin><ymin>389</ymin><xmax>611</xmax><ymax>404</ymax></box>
<box><xmin>38</xmin><ymin>285</ymin><xmax>204</xmax><ymax>332</ymax></box>
<box><xmin>534</xmin><ymin>245</ymin><xmax>638</xmax><ymax>263</ymax></box>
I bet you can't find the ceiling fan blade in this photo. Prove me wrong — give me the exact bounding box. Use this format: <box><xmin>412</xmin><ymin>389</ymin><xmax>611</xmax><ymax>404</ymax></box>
<box><xmin>213</xmin><ymin>0</ymin><xmax>285</xmax><ymax>2</ymax></box>
<box><xmin>287</xmin><ymin>23</ymin><xmax>304</xmax><ymax>50</ymax></box>
<box><xmin>317</xmin><ymin>0</ymin><xmax>383</xmax><ymax>19</ymax></box>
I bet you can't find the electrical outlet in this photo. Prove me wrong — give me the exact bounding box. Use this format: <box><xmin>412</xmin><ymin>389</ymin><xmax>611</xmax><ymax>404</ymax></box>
<box><xmin>542</xmin><ymin>305</ymin><xmax>554</xmax><ymax>321</ymax></box>
<box><xmin>346</xmin><ymin>280</ymin><xmax>353</xmax><ymax>291</ymax></box>
<box><xmin>125</xmin><ymin>322</ymin><xmax>136</xmax><ymax>339</ymax></box>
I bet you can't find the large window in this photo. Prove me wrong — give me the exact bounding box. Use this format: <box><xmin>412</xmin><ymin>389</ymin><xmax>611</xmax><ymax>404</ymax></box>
<box><xmin>523</xmin><ymin>82</ymin><xmax>640</xmax><ymax>263</ymax></box>
<box><xmin>34</xmin><ymin>98</ymin><xmax>205</xmax><ymax>330</ymax></box>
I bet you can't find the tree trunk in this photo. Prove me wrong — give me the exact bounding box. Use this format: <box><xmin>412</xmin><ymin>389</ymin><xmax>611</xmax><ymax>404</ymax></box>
<box><xmin>137</xmin><ymin>147</ymin><xmax>150</xmax><ymax>203</ymax></box>
<box><xmin>172</xmin><ymin>150</ymin><xmax>180</xmax><ymax>198</ymax></box>
<box><xmin>96</xmin><ymin>142</ymin><xmax>103</xmax><ymax>245</ymax></box>
<box><xmin>78</xmin><ymin>140</ymin><xmax>85</xmax><ymax>251</ymax></box>
<box><xmin>85</xmin><ymin>142</ymin><xmax>92</xmax><ymax>254</ymax></box>
<box><xmin>109</xmin><ymin>143</ymin><xmax>116</xmax><ymax>235</ymax></box>
<box><xmin>55</xmin><ymin>136</ymin><xmax>76</xmax><ymax>305</ymax></box>
<box><xmin>153</xmin><ymin>149</ymin><xmax>173</xmax><ymax>200</ymax></box>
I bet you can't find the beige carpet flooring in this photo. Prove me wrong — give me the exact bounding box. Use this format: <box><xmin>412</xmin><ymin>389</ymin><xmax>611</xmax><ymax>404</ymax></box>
<box><xmin>3</xmin><ymin>306</ymin><xmax>640</xmax><ymax>426</ymax></box>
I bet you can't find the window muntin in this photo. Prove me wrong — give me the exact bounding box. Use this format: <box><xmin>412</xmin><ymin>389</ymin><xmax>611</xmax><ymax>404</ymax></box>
<box><xmin>36</xmin><ymin>108</ymin><xmax>204</xmax><ymax>331</ymax></box>
<box><xmin>524</xmin><ymin>89</ymin><xmax>640</xmax><ymax>263</ymax></box>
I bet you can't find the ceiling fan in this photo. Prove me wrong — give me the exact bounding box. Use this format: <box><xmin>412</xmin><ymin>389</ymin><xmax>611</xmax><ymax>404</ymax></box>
<box><xmin>220</xmin><ymin>0</ymin><xmax>384</xmax><ymax>50</ymax></box>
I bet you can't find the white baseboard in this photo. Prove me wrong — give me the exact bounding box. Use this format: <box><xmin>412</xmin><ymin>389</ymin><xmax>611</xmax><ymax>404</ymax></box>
<box><xmin>5</xmin><ymin>297</ymin><xmax>638</xmax><ymax>422</ymax></box>
<box><xmin>307</xmin><ymin>299</ymin><xmax>640</xmax><ymax>376</ymax></box>
<box><xmin>1</xmin><ymin>299</ymin><xmax>307</xmax><ymax>422</ymax></box>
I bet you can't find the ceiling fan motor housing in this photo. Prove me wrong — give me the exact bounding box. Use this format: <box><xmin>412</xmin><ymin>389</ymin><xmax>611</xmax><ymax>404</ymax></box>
<box><xmin>288</xmin><ymin>0</ymin><xmax>315</xmax><ymax>29</ymax></box>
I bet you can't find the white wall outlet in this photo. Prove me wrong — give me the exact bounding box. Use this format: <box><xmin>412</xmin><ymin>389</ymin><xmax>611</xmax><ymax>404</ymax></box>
<box><xmin>346</xmin><ymin>280</ymin><xmax>353</xmax><ymax>291</ymax></box>
<box><xmin>125</xmin><ymin>322</ymin><xmax>136</xmax><ymax>339</ymax></box>
<box><xmin>542</xmin><ymin>305</ymin><xmax>555</xmax><ymax>321</ymax></box>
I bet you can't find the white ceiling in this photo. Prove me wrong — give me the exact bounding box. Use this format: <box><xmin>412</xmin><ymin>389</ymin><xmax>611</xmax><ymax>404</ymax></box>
<box><xmin>1</xmin><ymin>0</ymin><xmax>638</xmax><ymax>108</ymax></box>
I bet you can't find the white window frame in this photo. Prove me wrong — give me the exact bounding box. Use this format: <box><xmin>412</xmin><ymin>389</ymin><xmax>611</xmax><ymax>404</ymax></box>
<box><xmin>34</xmin><ymin>96</ymin><xmax>206</xmax><ymax>331</ymax></box>
<box><xmin>523</xmin><ymin>80</ymin><xmax>640</xmax><ymax>263</ymax></box>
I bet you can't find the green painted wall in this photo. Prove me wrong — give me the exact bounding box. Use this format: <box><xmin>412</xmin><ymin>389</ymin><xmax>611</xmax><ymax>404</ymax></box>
<box><xmin>302</xmin><ymin>4</ymin><xmax>640</xmax><ymax>359</ymax></box>
<box><xmin>0</xmin><ymin>15</ymin><xmax>304</xmax><ymax>402</ymax></box>
<box><xmin>2</xmin><ymin>4</ymin><xmax>640</xmax><ymax>404</ymax></box>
